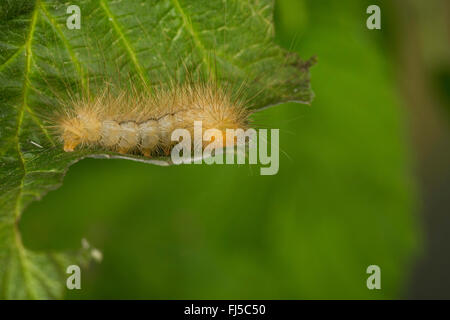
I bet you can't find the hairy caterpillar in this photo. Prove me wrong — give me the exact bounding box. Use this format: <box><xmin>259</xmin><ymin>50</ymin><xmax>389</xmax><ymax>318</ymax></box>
<box><xmin>56</xmin><ymin>81</ymin><xmax>250</xmax><ymax>157</ymax></box>
<box><xmin>38</xmin><ymin>2</ymin><xmax>314</xmax><ymax>160</ymax></box>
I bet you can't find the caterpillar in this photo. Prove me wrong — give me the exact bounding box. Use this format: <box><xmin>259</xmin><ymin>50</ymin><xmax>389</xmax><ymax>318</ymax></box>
<box><xmin>56</xmin><ymin>81</ymin><xmax>250</xmax><ymax>157</ymax></box>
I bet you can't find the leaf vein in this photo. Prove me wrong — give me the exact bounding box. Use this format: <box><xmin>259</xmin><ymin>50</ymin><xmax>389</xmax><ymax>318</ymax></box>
<box><xmin>100</xmin><ymin>0</ymin><xmax>149</xmax><ymax>86</ymax></box>
<box><xmin>170</xmin><ymin>0</ymin><xmax>214</xmax><ymax>77</ymax></box>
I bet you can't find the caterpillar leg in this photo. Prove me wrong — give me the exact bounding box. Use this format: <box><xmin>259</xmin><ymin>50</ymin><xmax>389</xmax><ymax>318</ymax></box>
<box><xmin>142</xmin><ymin>148</ymin><xmax>152</xmax><ymax>157</ymax></box>
<box><xmin>117</xmin><ymin>147</ymin><xmax>129</xmax><ymax>154</ymax></box>
<box><xmin>163</xmin><ymin>146</ymin><xmax>171</xmax><ymax>156</ymax></box>
<box><xmin>116</xmin><ymin>122</ymin><xmax>138</xmax><ymax>155</ymax></box>
<box><xmin>139</xmin><ymin>121</ymin><xmax>158</xmax><ymax>158</ymax></box>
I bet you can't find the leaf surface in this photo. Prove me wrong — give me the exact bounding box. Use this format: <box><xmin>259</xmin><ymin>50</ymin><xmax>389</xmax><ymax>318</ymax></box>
<box><xmin>0</xmin><ymin>0</ymin><xmax>313</xmax><ymax>299</ymax></box>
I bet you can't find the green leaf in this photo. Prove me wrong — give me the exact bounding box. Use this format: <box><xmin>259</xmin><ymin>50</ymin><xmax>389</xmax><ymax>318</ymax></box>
<box><xmin>0</xmin><ymin>0</ymin><xmax>313</xmax><ymax>299</ymax></box>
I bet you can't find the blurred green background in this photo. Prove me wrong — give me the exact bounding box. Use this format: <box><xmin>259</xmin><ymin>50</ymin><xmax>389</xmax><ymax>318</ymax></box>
<box><xmin>19</xmin><ymin>0</ymin><xmax>450</xmax><ymax>299</ymax></box>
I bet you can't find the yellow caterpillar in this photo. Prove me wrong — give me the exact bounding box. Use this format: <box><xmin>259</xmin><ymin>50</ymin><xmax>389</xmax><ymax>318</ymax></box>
<box><xmin>56</xmin><ymin>82</ymin><xmax>250</xmax><ymax>157</ymax></box>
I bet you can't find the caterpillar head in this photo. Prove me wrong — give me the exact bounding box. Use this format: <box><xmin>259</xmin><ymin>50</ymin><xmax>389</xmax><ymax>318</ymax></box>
<box><xmin>60</xmin><ymin>110</ymin><xmax>101</xmax><ymax>152</ymax></box>
<box><xmin>60</xmin><ymin>117</ymin><xmax>82</xmax><ymax>152</ymax></box>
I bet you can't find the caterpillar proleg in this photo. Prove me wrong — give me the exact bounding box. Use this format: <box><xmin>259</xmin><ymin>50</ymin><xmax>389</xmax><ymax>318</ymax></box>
<box><xmin>56</xmin><ymin>82</ymin><xmax>250</xmax><ymax>157</ymax></box>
